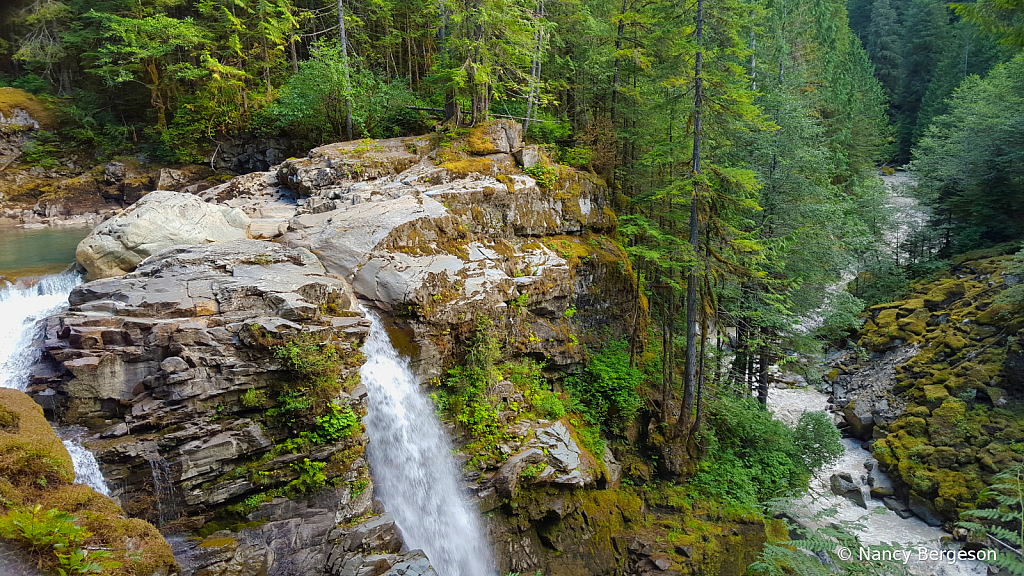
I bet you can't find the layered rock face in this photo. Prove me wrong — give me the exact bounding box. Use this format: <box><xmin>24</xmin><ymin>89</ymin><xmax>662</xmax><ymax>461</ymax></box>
<box><xmin>36</xmin><ymin>123</ymin><xmax>651</xmax><ymax>575</ymax></box>
<box><xmin>28</xmin><ymin>241</ymin><xmax>417</xmax><ymax>574</ymax></box>
<box><xmin>197</xmin><ymin>122</ymin><xmax>636</xmax><ymax>380</ymax></box>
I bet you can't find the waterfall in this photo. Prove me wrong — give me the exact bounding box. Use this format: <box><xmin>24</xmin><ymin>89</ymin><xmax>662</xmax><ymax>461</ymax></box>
<box><xmin>146</xmin><ymin>448</ymin><xmax>182</xmax><ymax>526</ymax></box>
<box><xmin>360</xmin><ymin>311</ymin><xmax>496</xmax><ymax>576</ymax></box>
<box><xmin>59</xmin><ymin>427</ymin><xmax>112</xmax><ymax>497</ymax></box>
<box><xmin>0</xmin><ymin>269</ymin><xmax>81</xmax><ymax>391</ymax></box>
<box><xmin>0</xmin><ymin>269</ymin><xmax>112</xmax><ymax>497</ymax></box>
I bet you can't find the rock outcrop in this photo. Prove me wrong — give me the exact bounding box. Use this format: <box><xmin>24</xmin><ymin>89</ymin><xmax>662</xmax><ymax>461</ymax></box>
<box><xmin>195</xmin><ymin>121</ymin><xmax>636</xmax><ymax>381</ymax></box>
<box><xmin>39</xmin><ymin>124</ymin><xmax>651</xmax><ymax>576</ymax></box>
<box><xmin>75</xmin><ymin>191</ymin><xmax>251</xmax><ymax>279</ymax></box>
<box><xmin>851</xmin><ymin>250</ymin><xmax>1024</xmax><ymax>523</ymax></box>
<box><xmin>0</xmin><ymin>388</ymin><xmax>177</xmax><ymax>576</ymax></box>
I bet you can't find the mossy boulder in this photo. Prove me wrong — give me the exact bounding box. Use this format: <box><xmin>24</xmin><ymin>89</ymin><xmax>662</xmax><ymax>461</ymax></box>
<box><xmin>0</xmin><ymin>389</ymin><xmax>177</xmax><ymax>576</ymax></box>
<box><xmin>924</xmin><ymin>280</ymin><xmax>966</xmax><ymax>311</ymax></box>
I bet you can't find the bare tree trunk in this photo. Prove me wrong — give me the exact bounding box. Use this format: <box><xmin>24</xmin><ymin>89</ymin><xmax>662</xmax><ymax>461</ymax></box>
<box><xmin>339</xmin><ymin>0</ymin><xmax>354</xmax><ymax>140</ymax></box>
<box><xmin>679</xmin><ymin>0</ymin><xmax>703</xmax><ymax>434</ymax></box>
<box><xmin>611</xmin><ymin>0</ymin><xmax>628</xmax><ymax>120</ymax></box>
<box><xmin>757</xmin><ymin>330</ymin><xmax>770</xmax><ymax>405</ymax></box>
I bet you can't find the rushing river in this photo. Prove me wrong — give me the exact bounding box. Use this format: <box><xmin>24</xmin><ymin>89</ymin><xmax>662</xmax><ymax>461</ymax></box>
<box><xmin>768</xmin><ymin>171</ymin><xmax>987</xmax><ymax>575</ymax></box>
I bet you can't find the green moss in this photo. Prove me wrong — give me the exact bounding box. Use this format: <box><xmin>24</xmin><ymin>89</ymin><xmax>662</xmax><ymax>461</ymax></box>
<box><xmin>0</xmin><ymin>88</ymin><xmax>51</xmax><ymax>128</ymax></box>
<box><xmin>0</xmin><ymin>389</ymin><xmax>177</xmax><ymax>576</ymax></box>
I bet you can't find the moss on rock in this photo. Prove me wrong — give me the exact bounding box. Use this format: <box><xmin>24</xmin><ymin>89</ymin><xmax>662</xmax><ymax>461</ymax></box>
<box><xmin>0</xmin><ymin>389</ymin><xmax>177</xmax><ymax>576</ymax></box>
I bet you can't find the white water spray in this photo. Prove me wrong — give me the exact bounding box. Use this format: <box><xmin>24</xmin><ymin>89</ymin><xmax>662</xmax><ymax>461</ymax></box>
<box><xmin>0</xmin><ymin>269</ymin><xmax>111</xmax><ymax>496</ymax></box>
<box><xmin>360</xmin><ymin>312</ymin><xmax>496</xmax><ymax>576</ymax></box>
<box><xmin>0</xmin><ymin>270</ymin><xmax>81</xmax><ymax>391</ymax></box>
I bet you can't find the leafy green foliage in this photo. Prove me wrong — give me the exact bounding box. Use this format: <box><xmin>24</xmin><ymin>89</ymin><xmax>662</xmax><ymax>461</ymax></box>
<box><xmin>0</xmin><ymin>505</ymin><xmax>121</xmax><ymax>575</ymax></box>
<box><xmin>564</xmin><ymin>339</ymin><xmax>643</xmax><ymax>433</ymax></box>
<box><xmin>692</xmin><ymin>397</ymin><xmax>841</xmax><ymax>505</ymax></box>
<box><xmin>289</xmin><ymin>458</ymin><xmax>328</xmax><ymax>493</ymax></box>
<box><xmin>849</xmin><ymin>261</ymin><xmax>909</xmax><ymax>306</ymax></box>
<box><xmin>522</xmin><ymin>164</ymin><xmax>558</xmax><ymax>188</ymax></box>
<box><xmin>960</xmin><ymin>464</ymin><xmax>1024</xmax><ymax>575</ymax></box>
<box><xmin>269</xmin><ymin>40</ymin><xmax>422</xmax><ymax>144</ymax></box>
<box><xmin>752</xmin><ymin>499</ymin><xmax>910</xmax><ymax>576</ymax></box>
<box><xmin>309</xmin><ymin>403</ymin><xmax>360</xmax><ymax>443</ymax></box>
<box><xmin>241</xmin><ymin>387</ymin><xmax>268</xmax><ymax>408</ymax></box>
<box><xmin>818</xmin><ymin>291</ymin><xmax>867</xmax><ymax>342</ymax></box>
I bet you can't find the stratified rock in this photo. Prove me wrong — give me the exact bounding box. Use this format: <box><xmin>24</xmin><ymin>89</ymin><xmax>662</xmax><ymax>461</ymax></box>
<box><xmin>36</xmin><ymin>240</ymin><xmax>368</xmax><ymax>531</ymax></box>
<box><xmin>76</xmin><ymin>190</ymin><xmax>251</xmax><ymax>279</ymax></box>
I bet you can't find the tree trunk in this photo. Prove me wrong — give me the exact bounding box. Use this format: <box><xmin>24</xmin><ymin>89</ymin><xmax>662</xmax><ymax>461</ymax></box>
<box><xmin>611</xmin><ymin>0</ymin><xmax>628</xmax><ymax>120</ymax></box>
<box><xmin>757</xmin><ymin>330</ymin><xmax>770</xmax><ymax>405</ymax></box>
<box><xmin>339</xmin><ymin>0</ymin><xmax>354</xmax><ymax>140</ymax></box>
<box><xmin>679</xmin><ymin>0</ymin><xmax>703</xmax><ymax>434</ymax></box>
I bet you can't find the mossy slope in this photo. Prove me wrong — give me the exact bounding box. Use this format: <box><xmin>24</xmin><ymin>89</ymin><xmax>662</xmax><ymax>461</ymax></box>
<box><xmin>862</xmin><ymin>252</ymin><xmax>1024</xmax><ymax>523</ymax></box>
<box><xmin>0</xmin><ymin>388</ymin><xmax>177</xmax><ymax>576</ymax></box>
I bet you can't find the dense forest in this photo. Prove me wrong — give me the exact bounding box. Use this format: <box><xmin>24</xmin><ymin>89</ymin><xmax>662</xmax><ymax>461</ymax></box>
<box><xmin>1</xmin><ymin>0</ymin><xmax>1024</xmax><ymax>573</ymax></box>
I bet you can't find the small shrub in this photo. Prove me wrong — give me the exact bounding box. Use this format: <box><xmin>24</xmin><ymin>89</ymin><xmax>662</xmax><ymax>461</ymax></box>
<box><xmin>289</xmin><ymin>459</ymin><xmax>327</xmax><ymax>494</ymax></box>
<box><xmin>310</xmin><ymin>404</ymin><xmax>360</xmax><ymax>443</ymax></box>
<box><xmin>539</xmin><ymin>394</ymin><xmax>566</xmax><ymax>420</ymax></box>
<box><xmin>523</xmin><ymin>164</ymin><xmax>558</xmax><ymax>188</ymax></box>
<box><xmin>559</xmin><ymin>146</ymin><xmax>593</xmax><ymax>169</ymax></box>
<box><xmin>0</xmin><ymin>505</ymin><xmax>121</xmax><ymax>575</ymax></box>
<box><xmin>241</xmin><ymin>388</ymin><xmax>268</xmax><ymax>408</ymax></box>
<box><xmin>563</xmin><ymin>339</ymin><xmax>643</xmax><ymax>433</ymax></box>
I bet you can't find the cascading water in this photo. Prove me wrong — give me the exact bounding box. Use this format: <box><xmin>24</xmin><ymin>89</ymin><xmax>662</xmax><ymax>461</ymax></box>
<box><xmin>0</xmin><ymin>269</ymin><xmax>112</xmax><ymax>497</ymax></box>
<box><xmin>360</xmin><ymin>311</ymin><xmax>497</xmax><ymax>576</ymax></box>
<box><xmin>769</xmin><ymin>385</ymin><xmax>987</xmax><ymax>576</ymax></box>
<box><xmin>0</xmin><ymin>270</ymin><xmax>81</xmax><ymax>391</ymax></box>
<box><xmin>146</xmin><ymin>447</ymin><xmax>182</xmax><ymax>526</ymax></box>
<box><xmin>59</xmin><ymin>426</ymin><xmax>112</xmax><ymax>497</ymax></box>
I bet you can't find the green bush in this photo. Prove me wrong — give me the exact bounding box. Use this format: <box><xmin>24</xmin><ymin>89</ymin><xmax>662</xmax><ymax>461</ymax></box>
<box><xmin>241</xmin><ymin>387</ymin><xmax>268</xmax><ymax>408</ymax></box>
<box><xmin>691</xmin><ymin>397</ymin><xmax>841</xmax><ymax>505</ymax></box>
<box><xmin>564</xmin><ymin>339</ymin><xmax>643</xmax><ymax>433</ymax></box>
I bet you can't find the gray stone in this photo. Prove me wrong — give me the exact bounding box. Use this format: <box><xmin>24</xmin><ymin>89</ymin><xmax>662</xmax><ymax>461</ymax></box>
<box><xmin>76</xmin><ymin>191</ymin><xmax>251</xmax><ymax>279</ymax></box>
<box><xmin>160</xmin><ymin>356</ymin><xmax>189</xmax><ymax>373</ymax></box>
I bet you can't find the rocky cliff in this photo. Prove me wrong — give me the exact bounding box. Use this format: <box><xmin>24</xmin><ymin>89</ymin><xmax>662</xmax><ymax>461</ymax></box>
<box><xmin>835</xmin><ymin>246</ymin><xmax>1024</xmax><ymax>526</ymax></box>
<box><xmin>22</xmin><ymin>122</ymin><xmax>781</xmax><ymax>576</ymax></box>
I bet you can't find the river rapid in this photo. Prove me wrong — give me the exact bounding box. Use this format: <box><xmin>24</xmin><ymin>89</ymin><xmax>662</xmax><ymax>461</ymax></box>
<box><xmin>768</xmin><ymin>172</ymin><xmax>987</xmax><ymax>575</ymax></box>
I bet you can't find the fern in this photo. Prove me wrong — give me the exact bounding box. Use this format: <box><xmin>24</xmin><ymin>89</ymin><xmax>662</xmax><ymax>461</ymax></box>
<box><xmin>750</xmin><ymin>497</ymin><xmax>910</xmax><ymax>576</ymax></box>
<box><xmin>960</xmin><ymin>464</ymin><xmax>1024</xmax><ymax>575</ymax></box>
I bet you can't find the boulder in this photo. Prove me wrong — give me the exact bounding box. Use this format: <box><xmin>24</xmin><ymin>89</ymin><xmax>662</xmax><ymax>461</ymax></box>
<box><xmin>76</xmin><ymin>190</ymin><xmax>250</xmax><ymax>279</ymax></box>
<box><xmin>466</xmin><ymin>120</ymin><xmax>523</xmax><ymax>155</ymax></box>
<box><xmin>842</xmin><ymin>402</ymin><xmax>875</xmax><ymax>440</ymax></box>
<box><xmin>829</xmin><ymin>473</ymin><xmax>867</xmax><ymax>508</ymax></box>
